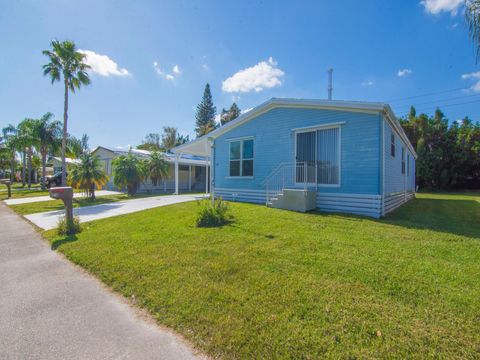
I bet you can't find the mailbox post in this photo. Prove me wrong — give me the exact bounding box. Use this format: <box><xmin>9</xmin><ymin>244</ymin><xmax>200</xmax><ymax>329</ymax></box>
<box><xmin>0</xmin><ymin>179</ymin><xmax>12</xmax><ymax>199</ymax></box>
<box><xmin>49</xmin><ymin>187</ymin><xmax>74</xmax><ymax>230</ymax></box>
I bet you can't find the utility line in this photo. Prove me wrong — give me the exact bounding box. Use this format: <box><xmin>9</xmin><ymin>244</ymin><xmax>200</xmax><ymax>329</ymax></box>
<box><xmin>387</xmin><ymin>87</ymin><xmax>470</xmax><ymax>103</ymax></box>
<box><xmin>394</xmin><ymin>98</ymin><xmax>480</xmax><ymax>115</ymax></box>
<box><xmin>393</xmin><ymin>92</ymin><xmax>480</xmax><ymax>109</ymax></box>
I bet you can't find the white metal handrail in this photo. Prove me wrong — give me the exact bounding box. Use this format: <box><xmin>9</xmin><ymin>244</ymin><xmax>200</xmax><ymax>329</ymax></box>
<box><xmin>264</xmin><ymin>162</ymin><xmax>317</xmax><ymax>205</ymax></box>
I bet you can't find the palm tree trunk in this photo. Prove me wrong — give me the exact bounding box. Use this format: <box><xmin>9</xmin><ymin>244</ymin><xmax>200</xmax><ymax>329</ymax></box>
<box><xmin>22</xmin><ymin>149</ymin><xmax>26</xmax><ymax>187</ymax></box>
<box><xmin>41</xmin><ymin>150</ymin><xmax>47</xmax><ymax>191</ymax></box>
<box><xmin>62</xmin><ymin>79</ymin><xmax>69</xmax><ymax>186</ymax></box>
<box><xmin>27</xmin><ymin>148</ymin><xmax>32</xmax><ymax>189</ymax></box>
<box><xmin>10</xmin><ymin>151</ymin><xmax>15</xmax><ymax>182</ymax></box>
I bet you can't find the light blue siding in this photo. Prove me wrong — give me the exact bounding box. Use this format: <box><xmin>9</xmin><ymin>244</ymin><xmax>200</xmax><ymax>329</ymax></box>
<box><xmin>383</xmin><ymin>118</ymin><xmax>416</xmax><ymax>194</ymax></box>
<box><xmin>214</xmin><ymin>107</ymin><xmax>381</xmax><ymax>195</ymax></box>
<box><xmin>382</xmin><ymin>116</ymin><xmax>416</xmax><ymax>214</ymax></box>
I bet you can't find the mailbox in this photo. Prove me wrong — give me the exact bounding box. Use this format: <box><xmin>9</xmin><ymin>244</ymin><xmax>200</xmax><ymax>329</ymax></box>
<box><xmin>0</xmin><ymin>179</ymin><xmax>12</xmax><ymax>198</ymax></box>
<box><xmin>49</xmin><ymin>187</ymin><xmax>74</xmax><ymax>229</ymax></box>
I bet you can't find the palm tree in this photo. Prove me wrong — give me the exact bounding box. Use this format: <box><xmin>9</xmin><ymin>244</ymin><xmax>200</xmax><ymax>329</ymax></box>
<box><xmin>66</xmin><ymin>133</ymin><xmax>90</xmax><ymax>159</ymax></box>
<box><xmin>160</xmin><ymin>127</ymin><xmax>189</xmax><ymax>152</ymax></box>
<box><xmin>17</xmin><ymin>119</ymin><xmax>37</xmax><ymax>188</ymax></box>
<box><xmin>147</xmin><ymin>151</ymin><xmax>170</xmax><ymax>186</ymax></box>
<box><xmin>32</xmin><ymin>113</ymin><xmax>62</xmax><ymax>190</ymax></box>
<box><xmin>1</xmin><ymin>124</ymin><xmax>18</xmax><ymax>182</ymax></box>
<box><xmin>113</xmin><ymin>152</ymin><xmax>145</xmax><ymax>196</ymax></box>
<box><xmin>467</xmin><ymin>0</ymin><xmax>480</xmax><ymax>61</ymax></box>
<box><xmin>42</xmin><ymin>40</ymin><xmax>91</xmax><ymax>186</ymax></box>
<box><xmin>69</xmin><ymin>153</ymin><xmax>109</xmax><ymax>199</ymax></box>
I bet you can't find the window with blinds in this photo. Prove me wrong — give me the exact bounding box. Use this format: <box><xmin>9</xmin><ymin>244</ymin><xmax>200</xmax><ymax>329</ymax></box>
<box><xmin>295</xmin><ymin>127</ymin><xmax>340</xmax><ymax>186</ymax></box>
<box><xmin>317</xmin><ymin>128</ymin><xmax>340</xmax><ymax>185</ymax></box>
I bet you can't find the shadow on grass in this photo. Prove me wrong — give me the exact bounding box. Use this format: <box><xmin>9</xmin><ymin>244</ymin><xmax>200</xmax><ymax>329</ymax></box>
<box><xmin>381</xmin><ymin>197</ymin><xmax>480</xmax><ymax>239</ymax></box>
<box><xmin>314</xmin><ymin>197</ymin><xmax>480</xmax><ymax>240</ymax></box>
<box><xmin>51</xmin><ymin>234</ymin><xmax>78</xmax><ymax>250</ymax></box>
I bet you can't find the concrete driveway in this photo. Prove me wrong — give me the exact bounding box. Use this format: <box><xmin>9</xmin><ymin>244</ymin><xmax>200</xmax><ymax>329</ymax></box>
<box><xmin>5</xmin><ymin>190</ymin><xmax>122</xmax><ymax>205</ymax></box>
<box><xmin>0</xmin><ymin>202</ymin><xmax>205</xmax><ymax>359</ymax></box>
<box><xmin>25</xmin><ymin>194</ymin><xmax>205</xmax><ymax>230</ymax></box>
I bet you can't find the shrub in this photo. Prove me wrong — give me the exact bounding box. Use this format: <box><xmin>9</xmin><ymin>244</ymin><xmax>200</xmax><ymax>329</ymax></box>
<box><xmin>57</xmin><ymin>215</ymin><xmax>81</xmax><ymax>235</ymax></box>
<box><xmin>196</xmin><ymin>197</ymin><xmax>231</xmax><ymax>227</ymax></box>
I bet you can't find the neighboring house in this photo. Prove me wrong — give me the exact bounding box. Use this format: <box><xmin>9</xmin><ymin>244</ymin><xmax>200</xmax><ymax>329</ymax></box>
<box><xmin>49</xmin><ymin>157</ymin><xmax>81</xmax><ymax>174</ymax></box>
<box><xmin>172</xmin><ymin>98</ymin><xmax>417</xmax><ymax>218</ymax></box>
<box><xmin>91</xmin><ymin>146</ymin><xmax>209</xmax><ymax>193</ymax></box>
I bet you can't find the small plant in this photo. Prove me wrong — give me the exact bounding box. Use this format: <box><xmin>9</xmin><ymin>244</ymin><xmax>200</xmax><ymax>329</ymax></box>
<box><xmin>196</xmin><ymin>197</ymin><xmax>231</xmax><ymax>227</ymax></box>
<box><xmin>57</xmin><ymin>215</ymin><xmax>81</xmax><ymax>235</ymax></box>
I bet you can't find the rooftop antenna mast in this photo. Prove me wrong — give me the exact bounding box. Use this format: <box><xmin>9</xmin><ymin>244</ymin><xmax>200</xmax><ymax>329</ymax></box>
<box><xmin>327</xmin><ymin>68</ymin><xmax>333</xmax><ymax>100</ymax></box>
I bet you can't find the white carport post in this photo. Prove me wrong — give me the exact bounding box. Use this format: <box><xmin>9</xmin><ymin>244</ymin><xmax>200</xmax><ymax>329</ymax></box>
<box><xmin>208</xmin><ymin>137</ymin><xmax>214</xmax><ymax>204</ymax></box>
<box><xmin>188</xmin><ymin>165</ymin><xmax>192</xmax><ymax>192</ymax></box>
<box><xmin>174</xmin><ymin>153</ymin><xmax>180</xmax><ymax>195</ymax></box>
<box><xmin>205</xmin><ymin>140</ymin><xmax>209</xmax><ymax>195</ymax></box>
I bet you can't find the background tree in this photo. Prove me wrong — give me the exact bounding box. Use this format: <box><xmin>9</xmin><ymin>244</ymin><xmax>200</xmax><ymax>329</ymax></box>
<box><xmin>399</xmin><ymin>106</ymin><xmax>480</xmax><ymax>190</ymax></box>
<box><xmin>33</xmin><ymin>112</ymin><xmax>62</xmax><ymax>190</ymax></box>
<box><xmin>137</xmin><ymin>133</ymin><xmax>162</xmax><ymax>151</ymax></box>
<box><xmin>112</xmin><ymin>152</ymin><xmax>145</xmax><ymax>196</ymax></box>
<box><xmin>147</xmin><ymin>151</ymin><xmax>170</xmax><ymax>186</ymax></box>
<box><xmin>466</xmin><ymin>0</ymin><xmax>480</xmax><ymax>61</ymax></box>
<box><xmin>67</xmin><ymin>133</ymin><xmax>90</xmax><ymax>158</ymax></box>
<box><xmin>17</xmin><ymin>118</ymin><xmax>37</xmax><ymax>188</ymax></box>
<box><xmin>0</xmin><ymin>147</ymin><xmax>10</xmax><ymax>177</ymax></box>
<box><xmin>43</xmin><ymin>40</ymin><xmax>91</xmax><ymax>186</ymax></box>
<box><xmin>1</xmin><ymin>124</ymin><xmax>19</xmax><ymax>181</ymax></box>
<box><xmin>220</xmin><ymin>102</ymin><xmax>241</xmax><ymax>125</ymax></box>
<box><xmin>161</xmin><ymin>126</ymin><xmax>189</xmax><ymax>151</ymax></box>
<box><xmin>195</xmin><ymin>83</ymin><xmax>217</xmax><ymax>137</ymax></box>
<box><xmin>69</xmin><ymin>153</ymin><xmax>109</xmax><ymax>199</ymax></box>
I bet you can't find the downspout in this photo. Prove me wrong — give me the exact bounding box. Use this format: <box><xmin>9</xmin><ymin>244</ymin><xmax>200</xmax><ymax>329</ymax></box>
<box><xmin>381</xmin><ymin>112</ymin><xmax>385</xmax><ymax>217</ymax></box>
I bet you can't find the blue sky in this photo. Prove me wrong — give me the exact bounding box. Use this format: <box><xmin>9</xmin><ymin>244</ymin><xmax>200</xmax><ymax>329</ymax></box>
<box><xmin>0</xmin><ymin>0</ymin><xmax>479</xmax><ymax>149</ymax></box>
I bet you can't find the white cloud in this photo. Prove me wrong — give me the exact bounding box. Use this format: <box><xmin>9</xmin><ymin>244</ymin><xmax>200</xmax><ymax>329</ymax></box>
<box><xmin>202</xmin><ymin>63</ymin><xmax>210</xmax><ymax>71</ymax></box>
<box><xmin>222</xmin><ymin>57</ymin><xmax>285</xmax><ymax>93</ymax></box>
<box><xmin>79</xmin><ymin>50</ymin><xmax>130</xmax><ymax>77</ymax></box>
<box><xmin>397</xmin><ymin>68</ymin><xmax>413</xmax><ymax>77</ymax></box>
<box><xmin>153</xmin><ymin>61</ymin><xmax>180</xmax><ymax>81</ymax></box>
<box><xmin>361</xmin><ymin>80</ymin><xmax>374</xmax><ymax>87</ymax></box>
<box><xmin>421</xmin><ymin>0</ymin><xmax>464</xmax><ymax>15</ymax></box>
<box><xmin>461</xmin><ymin>71</ymin><xmax>480</xmax><ymax>92</ymax></box>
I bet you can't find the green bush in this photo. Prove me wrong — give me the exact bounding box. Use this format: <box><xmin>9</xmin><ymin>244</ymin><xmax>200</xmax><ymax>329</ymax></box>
<box><xmin>57</xmin><ymin>215</ymin><xmax>81</xmax><ymax>235</ymax></box>
<box><xmin>196</xmin><ymin>197</ymin><xmax>231</xmax><ymax>227</ymax></box>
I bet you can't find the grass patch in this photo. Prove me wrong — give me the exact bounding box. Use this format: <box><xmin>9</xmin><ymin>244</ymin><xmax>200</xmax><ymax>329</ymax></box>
<box><xmin>43</xmin><ymin>193</ymin><xmax>480</xmax><ymax>359</ymax></box>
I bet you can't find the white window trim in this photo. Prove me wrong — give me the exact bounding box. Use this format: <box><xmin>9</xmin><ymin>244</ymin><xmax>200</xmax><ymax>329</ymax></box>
<box><xmin>293</xmin><ymin>125</ymin><xmax>342</xmax><ymax>187</ymax></box>
<box><xmin>228</xmin><ymin>137</ymin><xmax>254</xmax><ymax>178</ymax></box>
<box><xmin>292</xmin><ymin>121</ymin><xmax>346</xmax><ymax>133</ymax></box>
<box><xmin>390</xmin><ymin>133</ymin><xmax>396</xmax><ymax>158</ymax></box>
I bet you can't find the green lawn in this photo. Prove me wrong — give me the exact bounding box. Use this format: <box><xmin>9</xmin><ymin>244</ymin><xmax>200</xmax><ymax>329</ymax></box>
<box><xmin>43</xmin><ymin>192</ymin><xmax>480</xmax><ymax>359</ymax></box>
<box><xmin>0</xmin><ymin>183</ymin><xmax>45</xmax><ymax>200</ymax></box>
<box><xmin>0</xmin><ymin>182</ymin><xmax>86</xmax><ymax>200</ymax></box>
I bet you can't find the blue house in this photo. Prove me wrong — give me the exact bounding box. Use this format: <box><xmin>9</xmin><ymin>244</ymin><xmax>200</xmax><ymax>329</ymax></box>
<box><xmin>173</xmin><ymin>98</ymin><xmax>416</xmax><ymax>218</ymax></box>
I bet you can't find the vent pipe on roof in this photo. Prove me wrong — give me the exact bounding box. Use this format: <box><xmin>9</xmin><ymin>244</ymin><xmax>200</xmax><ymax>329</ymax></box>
<box><xmin>327</xmin><ymin>68</ymin><xmax>333</xmax><ymax>100</ymax></box>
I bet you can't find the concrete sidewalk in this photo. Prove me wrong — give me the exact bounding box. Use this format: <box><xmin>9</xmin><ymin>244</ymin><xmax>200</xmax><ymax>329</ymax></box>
<box><xmin>5</xmin><ymin>190</ymin><xmax>123</xmax><ymax>205</ymax></box>
<box><xmin>0</xmin><ymin>202</ymin><xmax>205</xmax><ymax>360</ymax></box>
<box><xmin>25</xmin><ymin>194</ymin><xmax>205</xmax><ymax>230</ymax></box>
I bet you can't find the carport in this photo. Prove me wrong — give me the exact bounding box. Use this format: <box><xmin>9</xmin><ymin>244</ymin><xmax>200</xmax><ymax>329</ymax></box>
<box><xmin>171</xmin><ymin>136</ymin><xmax>213</xmax><ymax>196</ymax></box>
